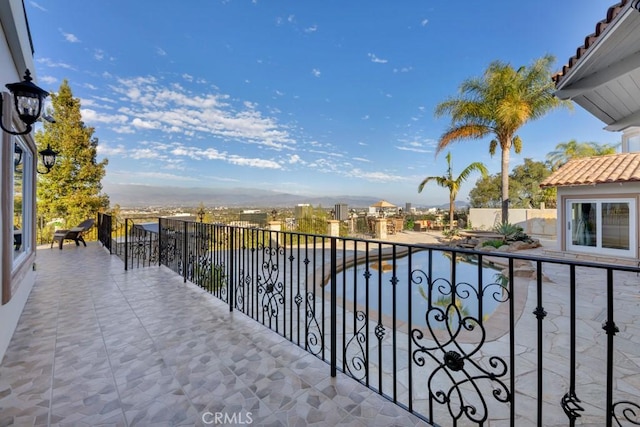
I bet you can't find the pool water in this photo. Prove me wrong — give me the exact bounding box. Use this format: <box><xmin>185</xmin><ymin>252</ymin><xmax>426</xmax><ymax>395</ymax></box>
<box><xmin>334</xmin><ymin>250</ymin><xmax>506</xmax><ymax>327</ymax></box>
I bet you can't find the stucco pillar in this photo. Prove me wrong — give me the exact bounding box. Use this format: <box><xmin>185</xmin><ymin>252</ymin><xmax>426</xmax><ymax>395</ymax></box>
<box><xmin>327</xmin><ymin>220</ymin><xmax>340</xmax><ymax>237</ymax></box>
<box><xmin>375</xmin><ymin>218</ymin><xmax>387</xmax><ymax>240</ymax></box>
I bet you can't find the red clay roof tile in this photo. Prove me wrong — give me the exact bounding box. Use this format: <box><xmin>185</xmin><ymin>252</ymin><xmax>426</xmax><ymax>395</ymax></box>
<box><xmin>540</xmin><ymin>152</ymin><xmax>640</xmax><ymax>187</ymax></box>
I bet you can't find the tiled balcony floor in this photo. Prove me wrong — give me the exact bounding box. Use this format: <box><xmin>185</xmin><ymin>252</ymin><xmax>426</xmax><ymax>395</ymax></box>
<box><xmin>0</xmin><ymin>243</ymin><xmax>428</xmax><ymax>426</ymax></box>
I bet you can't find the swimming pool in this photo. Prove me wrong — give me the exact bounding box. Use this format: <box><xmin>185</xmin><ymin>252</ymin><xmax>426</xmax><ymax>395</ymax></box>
<box><xmin>333</xmin><ymin>250</ymin><xmax>507</xmax><ymax>327</ymax></box>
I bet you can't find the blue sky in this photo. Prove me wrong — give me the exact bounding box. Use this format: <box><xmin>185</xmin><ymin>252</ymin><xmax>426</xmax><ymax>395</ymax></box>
<box><xmin>25</xmin><ymin>1</ymin><xmax>617</xmax><ymax>206</ymax></box>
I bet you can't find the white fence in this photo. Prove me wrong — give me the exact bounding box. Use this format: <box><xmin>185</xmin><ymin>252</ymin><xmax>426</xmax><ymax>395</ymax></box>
<box><xmin>468</xmin><ymin>208</ymin><xmax>557</xmax><ymax>238</ymax></box>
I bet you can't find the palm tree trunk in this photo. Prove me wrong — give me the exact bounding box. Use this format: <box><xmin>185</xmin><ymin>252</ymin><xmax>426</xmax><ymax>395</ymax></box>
<box><xmin>501</xmin><ymin>147</ymin><xmax>510</xmax><ymax>224</ymax></box>
<box><xmin>449</xmin><ymin>196</ymin><xmax>455</xmax><ymax>231</ymax></box>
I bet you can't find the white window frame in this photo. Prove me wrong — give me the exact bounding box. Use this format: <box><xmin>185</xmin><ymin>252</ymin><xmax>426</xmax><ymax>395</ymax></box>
<box><xmin>565</xmin><ymin>198</ymin><xmax>636</xmax><ymax>258</ymax></box>
<box><xmin>12</xmin><ymin>136</ymin><xmax>33</xmax><ymax>268</ymax></box>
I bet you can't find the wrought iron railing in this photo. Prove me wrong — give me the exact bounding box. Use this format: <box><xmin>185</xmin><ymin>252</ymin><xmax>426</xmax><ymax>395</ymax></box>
<box><xmin>97</xmin><ymin>213</ymin><xmax>640</xmax><ymax>426</ymax></box>
<box><xmin>98</xmin><ymin>213</ymin><xmax>159</xmax><ymax>269</ymax></box>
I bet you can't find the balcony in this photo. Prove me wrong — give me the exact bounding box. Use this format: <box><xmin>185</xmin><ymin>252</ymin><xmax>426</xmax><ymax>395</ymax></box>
<box><xmin>1</xmin><ymin>216</ymin><xmax>639</xmax><ymax>426</ymax></box>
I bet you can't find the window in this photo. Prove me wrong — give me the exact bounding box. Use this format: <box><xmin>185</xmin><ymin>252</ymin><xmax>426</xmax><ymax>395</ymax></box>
<box><xmin>566</xmin><ymin>199</ymin><xmax>636</xmax><ymax>257</ymax></box>
<box><xmin>13</xmin><ymin>137</ymin><xmax>32</xmax><ymax>266</ymax></box>
<box><xmin>623</xmin><ymin>130</ymin><xmax>640</xmax><ymax>152</ymax></box>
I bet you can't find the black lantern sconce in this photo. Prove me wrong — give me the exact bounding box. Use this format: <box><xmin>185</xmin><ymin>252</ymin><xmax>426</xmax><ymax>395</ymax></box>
<box><xmin>4</xmin><ymin>69</ymin><xmax>58</xmax><ymax>174</ymax></box>
<box><xmin>13</xmin><ymin>143</ymin><xmax>59</xmax><ymax>174</ymax></box>
<box><xmin>38</xmin><ymin>144</ymin><xmax>58</xmax><ymax>174</ymax></box>
<box><xmin>1</xmin><ymin>70</ymin><xmax>49</xmax><ymax>136</ymax></box>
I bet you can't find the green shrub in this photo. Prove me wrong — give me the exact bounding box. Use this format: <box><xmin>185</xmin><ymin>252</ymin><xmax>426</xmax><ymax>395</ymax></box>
<box><xmin>482</xmin><ymin>239</ymin><xmax>505</xmax><ymax>249</ymax></box>
<box><xmin>442</xmin><ymin>228</ymin><xmax>460</xmax><ymax>238</ymax></box>
<box><xmin>493</xmin><ymin>222</ymin><xmax>532</xmax><ymax>242</ymax></box>
<box><xmin>406</xmin><ymin>218</ymin><xmax>415</xmax><ymax>230</ymax></box>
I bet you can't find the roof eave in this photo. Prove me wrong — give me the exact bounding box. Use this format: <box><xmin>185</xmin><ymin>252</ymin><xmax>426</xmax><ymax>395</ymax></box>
<box><xmin>554</xmin><ymin>1</ymin><xmax>640</xmax><ymax>94</ymax></box>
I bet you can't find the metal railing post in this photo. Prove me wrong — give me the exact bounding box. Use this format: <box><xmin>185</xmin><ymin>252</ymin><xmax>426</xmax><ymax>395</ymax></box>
<box><xmin>330</xmin><ymin>236</ymin><xmax>337</xmax><ymax>377</ymax></box>
<box><xmin>183</xmin><ymin>220</ymin><xmax>188</xmax><ymax>283</ymax></box>
<box><xmin>229</xmin><ymin>227</ymin><xmax>235</xmax><ymax>312</ymax></box>
<box><xmin>107</xmin><ymin>214</ymin><xmax>112</xmax><ymax>254</ymax></box>
<box><xmin>604</xmin><ymin>268</ymin><xmax>618</xmax><ymax>427</ymax></box>
<box><xmin>124</xmin><ymin>218</ymin><xmax>129</xmax><ymax>271</ymax></box>
<box><xmin>157</xmin><ymin>217</ymin><xmax>162</xmax><ymax>267</ymax></box>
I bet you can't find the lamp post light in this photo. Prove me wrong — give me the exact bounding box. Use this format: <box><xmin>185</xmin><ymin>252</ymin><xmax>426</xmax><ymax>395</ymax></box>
<box><xmin>197</xmin><ymin>207</ymin><xmax>205</xmax><ymax>223</ymax></box>
<box><xmin>1</xmin><ymin>70</ymin><xmax>49</xmax><ymax>136</ymax></box>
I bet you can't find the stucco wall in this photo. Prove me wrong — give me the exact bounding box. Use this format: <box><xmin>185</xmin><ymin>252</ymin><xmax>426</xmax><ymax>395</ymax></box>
<box><xmin>468</xmin><ymin>208</ymin><xmax>557</xmax><ymax>238</ymax></box>
<box><xmin>0</xmin><ymin>0</ymin><xmax>38</xmax><ymax>363</ymax></box>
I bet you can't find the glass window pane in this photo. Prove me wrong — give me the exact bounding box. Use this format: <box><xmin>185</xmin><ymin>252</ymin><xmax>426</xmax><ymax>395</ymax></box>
<box><xmin>627</xmin><ymin>135</ymin><xmax>640</xmax><ymax>152</ymax></box>
<box><xmin>13</xmin><ymin>141</ymin><xmax>25</xmax><ymax>259</ymax></box>
<box><xmin>571</xmin><ymin>202</ymin><xmax>596</xmax><ymax>247</ymax></box>
<box><xmin>601</xmin><ymin>202</ymin><xmax>630</xmax><ymax>250</ymax></box>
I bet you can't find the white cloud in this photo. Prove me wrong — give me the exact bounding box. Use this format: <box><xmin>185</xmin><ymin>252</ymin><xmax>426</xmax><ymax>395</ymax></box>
<box><xmin>288</xmin><ymin>154</ymin><xmax>303</xmax><ymax>164</ymax></box>
<box><xmin>421</xmin><ymin>19</ymin><xmax>429</xmax><ymax>26</ymax></box>
<box><xmin>368</xmin><ymin>53</ymin><xmax>388</xmax><ymax>64</ymax></box>
<box><xmin>132</xmin><ymin>117</ymin><xmax>161</xmax><ymax>129</ymax></box>
<box><xmin>395</xmin><ymin>139</ymin><xmax>437</xmax><ymax>153</ymax></box>
<box><xmin>29</xmin><ymin>1</ymin><xmax>47</xmax><ymax>11</ymax></box>
<box><xmin>37</xmin><ymin>57</ymin><xmax>75</xmax><ymax>70</ymax></box>
<box><xmin>130</xmin><ymin>148</ymin><xmax>163</xmax><ymax>159</ymax></box>
<box><xmin>60</xmin><ymin>29</ymin><xmax>80</xmax><ymax>43</ymax></box>
<box><xmin>349</xmin><ymin>168</ymin><xmax>406</xmax><ymax>182</ymax></box>
<box><xmin>308</xmin><ymin>149</ymin><xmax>343</xmax><ymax>158</ymax></box>
<box><xmin>127</xmin><ymin>141</ymin><xmax>287</xmax><ymax>171</ymax></box>
<box><xmin>110</xmin><ymin>170</ymin><xmax>199</xmax><ymax>182</ymax></box>
<box><xmin>112</xmin><ymin>126</ymin><xmax>134</xmax><ymax>134</ymax></box>
<box><xmin>97</xmin><ymin>143</ymin><xmax>127</xmax><ymax>156</ymax></box>
<box><xmin>393</xmin><ymin>66</ymin><xmax>413</xmax><ymax>73</ymax></box>
<box><xmin>39</xmin><ymin>75</ymin><xmax>57</xmax><ymax>85</ymax></box>
<box><xmin>229</xmin><ymin>156</ymin><xmax>282</xmax><ymax>169</ymax></box>
<box><xmin>312</xmin><ymin>69</ymin><xmax>321</xmax><ymax>77</ymax></box>
<box><xmin>108</xmin><ymin>76</ymin><xmax>294</xmax><ymax>150</ymax></box>
<box><xmin>156</xmin><ymin>47</ymin><xmax>167</xmax><ymax>56</ymax></box>
<box><xmin>94</xmin><ymin>95</ymin><xmax>118</xmax><ymax>104</ymax></box>
<box><xmin>81</xmin><ymin>108</ymin><xmax>129</xmax><ymax>124</ymax></box>
<box><xmin>305</xmin><ymin>25</ymin><xmax>318</xmax><ymax>33</ymax></box>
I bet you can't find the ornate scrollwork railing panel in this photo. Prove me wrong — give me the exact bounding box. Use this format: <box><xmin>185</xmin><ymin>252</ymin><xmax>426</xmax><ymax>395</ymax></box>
<box><xmin>256</xmin><ymin>243</ymin><xmax>286</xmax><ymax>330</ymax></box>
<box><xmin>344</xmin><ymin>310</ymin><xmax>368</xmax><ymax>381</ymax></box>
<box><xmin>411</xmin><ymin>266</ymin><xmax>512</xmax><ymax>425</ymax></box>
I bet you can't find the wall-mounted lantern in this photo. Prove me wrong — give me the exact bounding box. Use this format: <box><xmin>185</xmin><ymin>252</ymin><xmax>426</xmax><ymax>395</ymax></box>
<box><xmin>13</xmin><ymin>143</ymin><xmax>58</xmax><ymax>174</ymax></box>
<box><xmin>1</xmin><ymin>69</ymin><xmax>49</xmax><ymax>136</ymax></box>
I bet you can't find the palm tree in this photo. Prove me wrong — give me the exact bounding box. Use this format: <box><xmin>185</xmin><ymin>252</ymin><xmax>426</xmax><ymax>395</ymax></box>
<box><xmin>546</xmin><ymin>139</ymin><xmax>619</xmax><ymax>170</ymax></box>
<box><xmin>434</xmin><ymin>55</ymin><xmax>571</xmax><ymax>224</ymax></box>
<box><xmin>418</xmin><ymin>152</ymin><xmax>488</xmax><ymax>231</ymax></box>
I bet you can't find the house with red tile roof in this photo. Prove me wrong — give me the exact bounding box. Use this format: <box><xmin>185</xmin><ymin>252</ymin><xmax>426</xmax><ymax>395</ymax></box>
<box><xmin>544</xmin><ymin>0</ymin><xmax>640</xmax><ymax>258</ymax></box>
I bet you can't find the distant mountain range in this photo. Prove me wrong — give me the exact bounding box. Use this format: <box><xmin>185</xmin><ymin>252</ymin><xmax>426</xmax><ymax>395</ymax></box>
<box><xmin>104</xmin><ymin>184</ymin><xmax>384</xmax><ymax>208</ymax></box>
<box><xmin>103</xmin><ymin>183</ymin><xmax>468</xmax><ymax>210</ymax></box>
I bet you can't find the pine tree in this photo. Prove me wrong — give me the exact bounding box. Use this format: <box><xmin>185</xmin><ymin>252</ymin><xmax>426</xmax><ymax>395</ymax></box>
<box><xmin>36</xmin><ymin>80</ymin><xmax>109</xmax><ymax>238</ymax></box>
